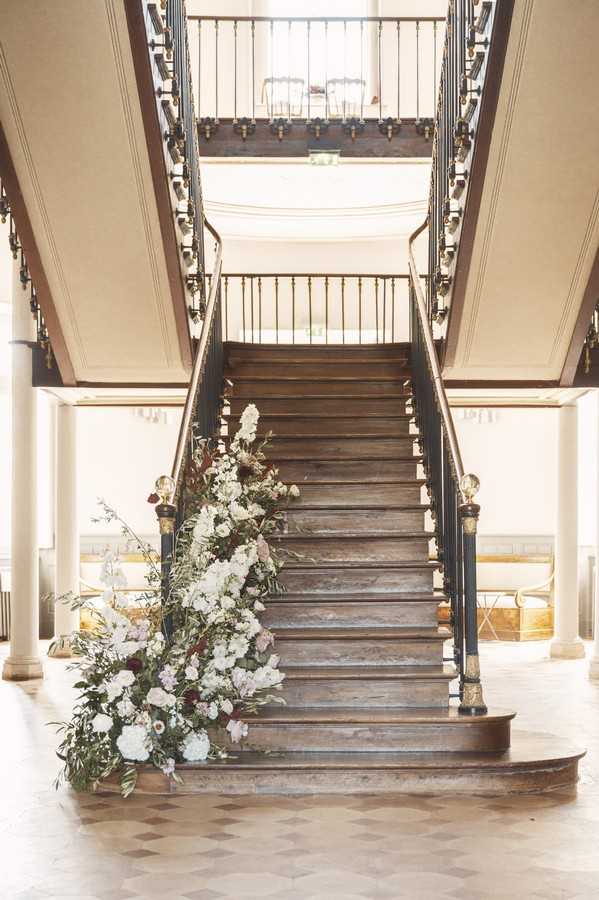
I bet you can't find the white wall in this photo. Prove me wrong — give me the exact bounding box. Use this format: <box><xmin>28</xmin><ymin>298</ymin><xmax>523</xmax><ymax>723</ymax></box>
<box><xmin>77</xmin><ymin>407</ymin><xmax>182</xmax><ymax>538</ymax></box>
<box><xmin>453</xmin><ymin>407</ymin><xmax>558</xmax><ymax>537</ymax></box>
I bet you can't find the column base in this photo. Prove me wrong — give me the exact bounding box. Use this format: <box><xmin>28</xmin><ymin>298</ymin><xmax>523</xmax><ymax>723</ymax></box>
<box><xmin>2</xmin><ymin>655</ymin><xmax>44</xmax><ymax>681</ymax></box>
<box><xmin>550</xmin><ymin>638</ymin><xmax>586</xmax><ymax>660</ymax></box>
<box><xmin>48</xmin><ymin>634</ymin><xmax>76</xmax><ymax>658</ymax></box>
<box><xmin>588</xmin><ymin>655</ymin><xmax>599</xmax><ymax>680</ymax></box>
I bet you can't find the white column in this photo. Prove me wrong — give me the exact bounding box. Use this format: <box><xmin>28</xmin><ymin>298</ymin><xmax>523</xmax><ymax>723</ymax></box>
<box><xmin>550</xmin><ymin>403</ymin><xmax>585</xmax><ymax>659</ymax></box>
<box><xmin>49</xmin><ymin>403</ymin><xmax>80</xmax><ymax>657</ymax></box>
<box><xmin>2</xmin><ymin>260</ymin><xmax>43</xmax><ymax>681</ymax></box>
<box><xmin>589</xmin><ymin>391</ymin><xmax>599</xmax><ymax>679</ymax></box>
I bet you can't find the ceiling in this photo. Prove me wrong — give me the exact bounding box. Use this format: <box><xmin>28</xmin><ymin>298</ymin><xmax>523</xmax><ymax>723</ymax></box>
<box><xmin>443</xmin><ymin>0</ymin><xmax>599</xmax><ymax>384</ymax></box>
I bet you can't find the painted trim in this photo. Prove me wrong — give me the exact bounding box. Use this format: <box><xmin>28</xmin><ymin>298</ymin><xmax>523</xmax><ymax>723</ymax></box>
<box><xmin>0</xmin><ymin>124</ymin><xmax>76</xmax><ymax>385</ymax></box>
<box><xmin>560</xmin><ymin>244</ymin><xmax>599</xmax><ymax>385</ymax></box>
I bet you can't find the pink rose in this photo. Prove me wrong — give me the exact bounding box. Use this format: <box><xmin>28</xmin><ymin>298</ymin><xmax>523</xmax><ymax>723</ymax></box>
<box><xmin>256</xmin><ymin>534</ymin><xmax>270</xmax><ymax>562</ymax></box>
<box><xmin>255</xmin><ymin>628</ymin><xmax>274</xmax><ymax>654</ymax></box>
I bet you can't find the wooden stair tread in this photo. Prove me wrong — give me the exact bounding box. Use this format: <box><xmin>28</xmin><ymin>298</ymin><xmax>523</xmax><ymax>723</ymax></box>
<box><xmin>226</xmin><ymin>376</ymin><xmax>412</xmax><ymax>383</ymax></box>
<box><xmin>272</xmin><ymin>626</ymin><xmax>450</xmax><ymax>641</ymax></box>
<box><xmin>273</xmin><ymin>531</ymin><xmax>432</xmax><ymax>541</ymax></box>
<box><xmin>269</xmin><ymin>592</ymin><xmax>446</xmax><ymax>603</ymax></box>
<box><xmin>248</xmin><ymin>707</ymin><xmax>515</xmax><ymax>725</ymax></box>
<box><xmin>281</xmin><ymin>560</ymin><xmax>439</xmax><ymax>570</ymax></box>
<box><xmin>283</xmin><ymin>665</ymin><xmax>456</xmax><ymax>681</ymax></box>
<box><xmin>224</xmin><ymin>413</ymin><xmax>414</xmax><ymax>420</ymax></box>
<box><xmin>283</xmin><ymin>503</ymin><xmax>428</xmax><ymax>511</ymax></box>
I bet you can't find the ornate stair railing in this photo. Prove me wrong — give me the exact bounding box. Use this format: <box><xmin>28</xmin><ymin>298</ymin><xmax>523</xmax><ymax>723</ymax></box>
<box><xmin>409</xmin><ymin>220</ymin><xmax>486</xmax><ymax>715</ymax></box>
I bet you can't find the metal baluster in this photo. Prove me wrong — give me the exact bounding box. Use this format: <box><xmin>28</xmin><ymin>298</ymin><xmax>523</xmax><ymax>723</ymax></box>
<box><xmin>391</xmin><ymin>277</ymin><xmax>395</xmax><ymax>342</ymax></box>
<box><xmin>343</xmin><ymin>20</ymin><xmax>347</xmax><ymax>123</ymax></box>
<box><xmin>360</xmin><ymin>20</ymin><xmax>364</xmax><ymax>122</ymax></box>
<box><xmin>459</xmin><ymin>477</ymin><xmax>487</xmax><ymax>715</ymax></box>
<box><xmin>358</xmin><ymin>276</ymin><xmax>362</xmax><ymax>344</ymax></box>
<box><xmin>433</xmin><ymin>20</ymin><xmax>438</xmax><ymax>105</ymax></box>
<box><xmin>325</xmin><ymin>276</ymin><xmax>329</xmax><ymax>344</ymax></box>
<box><xmin>307</xmin><ymin>20</ymin><xmax>311</xmax><ymax>123</ymax></box>
<box><xmin>270</xmin><ymin>20</ymin><xmax>274</xmax><ymax>121</ymax></box>
<box><xmin>233</xmin><ymin>20</ymin><xmax>237</xmax><ymax>123</ymax></box>
<box><xmin>197</xmin><ymin>20</ymin><xmax>201</xmax><ymax>116</ymax></box>
<box><xmin>214</xmin><ymin>20</ymin><xmax>219</xmax><ymax>122</ymax></box>
<box><xmin>250</xmin><ymin>276</ymin><xmax>255</xmax><ymax>343</ymax></box>
<box><xmin>258</xmin><ymin>276</ymin><xmax>262</xmax><ymax>343</ymax></box>
<box><xmin>375</xmin><ymin>276</ymin><xmax>379</xmax><ymax>343</ymax></box>
<box><xmin>382</xmin><ymin>277</ymin><xmax>387</xmax><ymax>342</ymax></box>
<box><xmin>251</xmin><ymin>21</ymin><xmax>256</xmax><ymax>123</ymax></box>
<box><xmin>308</xmin><ymin>276</ymin><xmax>312</xmax><ymax>344</ymax></box>
<box><xmin>241</xmin><ymin>275</ymin><xmax>246</xmax><ymax>343</ymax></box>
<box><xmin>415</xmin><ymin>20</ymin><xmax>420</xmax><ymax>125</ymax></box>
<box><xmin>291</xmin><ymin>275</ymin><xmax>296</xmax><ymax>344</ymax></box>
<box><xmin>341</xmin><ymin>276</ymin><xmax>345</xmax><ymax>344</ymax></box>
<box><xmin>325</xmin><ymin>21</ymin><xmax>329</xmax><ymax>121</ymax></box>
<box><xmin>275</xmin><ymin>276</ymin><xmax>279</xmax><ymax>344</ymax></box>
<box><xmin>378</xmin><ymin>20</ymin><xmax>382</xmax><ymax>122</ymax></box>
<box><xmin>287</xmin><ymin>20</ymin><xmax>291</xmax><ymax>121</ymax></box>
<box><xmin>224</xmin><ymin>275</ymin><xmax>229</xmax><ymax>341</ymax></box>
<box><xmin>397</xmin><ymin>21</ymin><xmax>401</xmax><ymax>121</ymax></box>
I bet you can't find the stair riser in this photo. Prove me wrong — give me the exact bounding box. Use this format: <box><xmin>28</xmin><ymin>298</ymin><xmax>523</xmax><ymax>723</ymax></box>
<box><xmin>291</xmin><ymin>484</ymin><xmax>423</xmax><ymax>506</ymax></box>
<box><xmin>283</xmin><ymin>508</ymin><xmax>426</xmax><ymax>533</ymax></box>
<box><xmin>265</xmin><ymin>437</ymin><xmax>416</xmax><ymax>458</ymax></box>
<box><xmin>274</xmin><ymin>637</ymin><xmax>443</xmax><ymax>666</ymax></box>
<box><xmin>226</xmin><ymin>363</ymin><xmax>410</xmax><ymax>379</ymax></box>
<box><xmin>230</xmin><ymin>380</ymin><xmax>411</xmax><ymax>398</ymax></box>
<box><xmin>276</xmin><ymin>679</ymin><xmax>450</xmax><ymax>708</ymax></box>
<box><xmin>229</xmin><ymin>397</ymin><xmax>411</xmax><ymax>416</ymax></box>
<box><xmin>279</xmin><ymin>567</ymin><xmax>434</xmax><ymax>594</ymax></box>
<box><xmin>226</xmin><ymin>417</ymin><xmax>412</xmax><ymax>436</ymax></box>
<box><xmin>274</xmin><ymin>537</ymin><xmax>430</xmax><ymax>564</ymax></box>
<box><xmin>276</xmin><ymin>459</ymin><xmax>419</xmax><ymax>482</ymax></box>
<box><xmin>229</xmin><ymin>720</ymin><xmax>511</xmax><ymax>753</ymax></box>
<box><xmin>225</xmin><ymin>345</ymin><xmax>409</xmax><ymax>362</ymax></box>
<box><xmin>263</xmin><ymin>600</ymin><xmax>440</xmax><ymax>629</ymax></box>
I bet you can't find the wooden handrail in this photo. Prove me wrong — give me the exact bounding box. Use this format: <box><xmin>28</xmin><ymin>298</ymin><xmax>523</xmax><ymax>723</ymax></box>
<box><xmin>408</xmin><ymin>219</ymin><xmax>465</xmax><ymax>489</ymax></box>
<box><xmin>171</xmin><ymin>217</ymin><xmax>223</xmax><ymax>496</ymax></box>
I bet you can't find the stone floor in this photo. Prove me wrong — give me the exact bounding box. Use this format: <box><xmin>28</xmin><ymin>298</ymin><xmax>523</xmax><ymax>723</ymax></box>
<box><xmin>1</xmin><ymin>639</ymin><xmax>598</xmax><ymax>900</ymax></box>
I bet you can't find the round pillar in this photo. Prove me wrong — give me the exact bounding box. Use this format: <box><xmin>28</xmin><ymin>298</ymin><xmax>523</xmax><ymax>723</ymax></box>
<box><xmin>2</xmin><ymin>259</ymin><xmax>43</xmax><ymax>681</ymax></box>
<box><xmin>49</xmin><ymin>403</ymin><xmax>80</xmax><ymax>657</ymax></box>
<box><xmin>550</xmin><ymin>403</ymin><xmax>585</xmax><ymax>660</ymax></box>
<box><xmin>589</xmin><ymin>391</ymin><xmax>599</xmax><ymax>679</ymax></box>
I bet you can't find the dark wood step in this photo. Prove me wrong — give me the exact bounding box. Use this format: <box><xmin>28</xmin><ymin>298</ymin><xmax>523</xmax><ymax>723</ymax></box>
<box><xmin>282</xmin><ymin>505</ymin><xmax>428</xmax><ymax>533</ymax></box>
<box><xmin>228</xmin><ymin>379</ymin><xmax>412</xmax><ymax>398</ymax></box>
<box><xmin>276</xmin><ymin>665</ymin><xmax>455</xmax><ymax>708</ymax></box>
<box><xmin>224</xmin><ymin>341</ymin><xmax>410</xmax><ymax>363</ymax></box>
<box><xmin>272</xmin><ymin>533</ymin><xmax>431</xmax><ymax>564</ymax></box>
<box><xmin>225</xmin><ymin>362</ymin><xmax>411</xmax><ymax>379</ymax></box>
<box><xmin>125</xmin><ymin>734</ymin><xmax>584</xmax><ymax>796</ymax></box>
<box><xmin>275</xmin><ymin>458</ymin><xmax>421</xmax><ymax>482</ymax></box>
<box><xmin>279</xmin><ymin>561</ymin><xmax>436</xmax><ymax>594</ymax></box>
<box><xmin>288</xmin><ymin>482</ymin><xmax>425</xmax><ymax>507</ymax></box>
<box><xmin>272</xmin><ymin>625</ymin><xmax>447</xmax><ymax>666</ymax></box>
<box><xmin>220</xmin><ymin>708</ymin><xmax>513</xmax><ymax>753</ymax></box>
<box><xmin>228</xmin><ymin>396</ymin><xmax>411</xmax><ymax>416</ymax></box>
<box><xmin>263</xmin><ymin>436</ymin><xmax>418</xmax><ymax>459</ymax></box>
<box><xmin>263</xmin><ymin>595</ymin><xmax>441</xmax><ymax>629</ymax></box>
<box><xmin>224</xmin><ymin>413</ymin><xmax>413</xmax><ymax>437</ymax></box>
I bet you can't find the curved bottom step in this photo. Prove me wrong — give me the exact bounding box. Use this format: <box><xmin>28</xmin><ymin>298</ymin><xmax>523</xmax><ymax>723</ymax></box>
<box><xmin>101</xmin><ymin>732</ymin><xmax>584</xmax><ymax>796</ymax></box>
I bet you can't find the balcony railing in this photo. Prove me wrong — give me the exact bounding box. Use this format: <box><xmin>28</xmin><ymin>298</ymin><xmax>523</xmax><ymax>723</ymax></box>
<box><xmin>201</xmin><ymin>273</ymin><xmax>412</xmax><ymax>345</ymax></box>
<box><xmin>188</xmin><ymin>15</ymin><xmax>444</xmax><ymax>146</ymax></box>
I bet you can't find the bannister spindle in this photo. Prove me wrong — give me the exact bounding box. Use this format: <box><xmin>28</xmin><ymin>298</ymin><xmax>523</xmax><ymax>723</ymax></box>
<box><xmin>214</xmin><ymin>19</ymin><xmax>219</xmax><ymax>122</ymax></box>
<box><xmin>378</xmin><ymin>20</ymin><xmax>382</xmax><ymax>122</ymax></box>
<box><xmin>241</xmin><ymin>274</ymin><xmax>246</xmax><ymax>342</ymax></box>
<box><xmin>287</xmin><ymin>20</ymin><xmax>291</xmax><ymax>120</ymax></box>
<box><xmin>325</xmin><ymin>21</ymin><xmax>329</xmax><ymax>120</ymax></box>
<box><xmin>325</xmin><ymin>275</ymin><xmax>329</xmax><ymax>344</ymax></box>
<box><xmin>375</xmin><ymin>276</ymin><xmax>379</xmax><ymax>343</ymax></box>
<box><xmin>343</xmin><ymin>20</ymin><xmax>347</xmax><ymax>122</ymax></box>
<box><xmin>459</xmin><ymin>475</ymin><xmax>487</xmax><ymax>715</ymax></box>
<box><xmin>251</xmin><ymin>20</ymin><xmax>256</xmax><ymax>122</ymax></box>
<box><xmin>275</xmin><ymin>275</ymin><xmax>279</xmax><ymax>343</ymax></box>
<box><xmin>258</xmin><ymin>276</ymin><xmax>262</xmax><ymax>343</ymax></box>
<box><xmin>233</xmin><ymin>20</ymin><xmax>238</xmax><ymax>123</ymax></box>
<box><xmin>307</xmin><ymin>20</ymin><xmax>311</xmax><ymax>122</ymax></box>
<box><xmin>341</xmin><ymin>276</ymin><xmax>346</xmax><ymax>344</ymax></box>
<box><xmin>308</xmin><ymin>276</ymin><xmax>313</xmax><ymax>343</ymax></box>
<box><xmin>291</xmin><ymin>275</ymin><xmax>296</xmax><ymax>344</ymax></box>
<box><xmin>224</xmin><ymin>274</ymin><xmax>229</xmax><ymax>340</ymax></box>
<box><xmin>270</xmin><ymin>20</ymin><xmax>274</xmax><ymax>120</ymax></box>
<box><xmin>416</xmin><ymin>19</ymin><xmax>420</xmax><ymax>124</ymax></box>
<box><xmin>360</xmin><ymin>20</ymin><xmax>364</xmax><ymax>121</ymax></box>
<box><xmin>250</xmin><ymin>276</ymin><xmax>255</xmax><ymax>342</ymax></box>
<box><xmin>358</xmin><ymin>276</ymin><xmax>362</xmax><ymax>344</ymax></box>
<box><xmin>391</xmin><ymin>276</ymin><xmax>395</xmax><ymax>342</ymax></box>
<box><xmin>197</xmin><ymin>20</ymin><xmax>201</xmax><ymax>116</ymax></box>
<box><xmin>396</xmin><ymin>21</ymin><xmax>401</xmax><ymax>121</ymax></box>
<box><xmin>382</xmin><ymin>277</ymin><xmax>387</xmax><ymax>342</ymax></box>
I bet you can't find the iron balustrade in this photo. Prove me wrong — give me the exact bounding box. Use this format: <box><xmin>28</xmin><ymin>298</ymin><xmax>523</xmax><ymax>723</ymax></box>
<box><xmin>188</xmin><ymin>15</ymin><xmax>444</xmax><ymax>142</ymax></box>
<box><xmin>409</xmin><ymin>221</ymin><xmax>486</xmax><ymax>715</ymax></box>
<box><xmin>207</xmin><ymin>273</ymin><xmax>412</xmax><ymax>345</ymax></box>
<box><xmin>426</xmin><ymin>0</ymin><xmax>497</xmax><ymax>324</ymax></box>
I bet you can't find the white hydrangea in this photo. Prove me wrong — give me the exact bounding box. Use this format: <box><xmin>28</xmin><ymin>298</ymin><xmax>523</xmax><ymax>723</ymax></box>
<box><xmin>91</xmin><ymin>713</ymin><xmax>113</xmax><ymax>733</ymax></box>
<box><xmin>226</xmin><ymin>719</ymin><xmax>249</xmax><ymax>743</ymax></box>
<box><xmin>233</xmin><ymin>404</ymin><xmax>259</xmax><ymax>445</ymax></box>
<box><xmin>181</xmin><ymin>730</ymin><xmax>210</xmax><ymax>762</ymax></box>
<box><xmin>193</xmin><ymin>505</ymin><xmax>217</xmax><ymax>545</ymax></box>
<box><xmin>116</xmin><ymin>724</ymin><xmax>151</xmax><ymax>762</ymax></box>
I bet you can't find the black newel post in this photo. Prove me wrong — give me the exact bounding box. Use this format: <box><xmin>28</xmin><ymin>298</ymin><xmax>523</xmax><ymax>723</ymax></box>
<box><xmin>155</xmin><ymin>475</ymin><xmax>176</xmax><ymax>640</ymax></box>
<box><xmin>459</xmin><ymin>473</ymin><xmax>487</xmax><ymax>716</ymax></box>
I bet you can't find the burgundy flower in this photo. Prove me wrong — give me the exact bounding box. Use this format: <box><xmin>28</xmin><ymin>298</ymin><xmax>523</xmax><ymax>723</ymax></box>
<box><xmin>187</xmin><ymin>637</ymin><xmax>208</xmax><ymax>657</ymax></box>
<box><xmin>183</xmin><ymin>688</ymin><xmax>201</xmax><ymax>711</ymax></box>
<box><xmin>125</xmin><ymin>657</ymin><xmax>143</xmax><ymax>674</ymax></box>
<box><xmin>147</xmin><ymin>492</ymin><xmax>159</xmax><ymax>504</ymax></box>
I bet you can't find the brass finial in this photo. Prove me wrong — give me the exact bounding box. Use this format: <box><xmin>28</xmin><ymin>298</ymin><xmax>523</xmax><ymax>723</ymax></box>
<box><xmin>155</xmin><ymin>475</ymin><xmax>175</xmax><ymax>505</ymax></box>
<box><xmin>460</xmin><ymin>473</ymin><xmax>480</xmax><ymax>502</ymax></box>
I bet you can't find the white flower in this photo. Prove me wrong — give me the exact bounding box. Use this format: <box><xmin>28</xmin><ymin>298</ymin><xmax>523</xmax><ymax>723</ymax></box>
<box><xmin>226</xmin><ymin>719</ymin><xmax>249</xmax><ymax>743</ymax></box>
<box><xmin>181</xmin><ymin>730</ymin><xmax>210</xmax><ymax>762</ymax></box>
<box><xmin>256</xmin><ymin>534</ymin><xmax>270</xmax><ymax>562</ymax></box>
<box><xmin>207</xmin><ymin>702</ymin><xmax>219</xmax><ymax>720</ymax></box>
<box><xmin>116</xmin><ymin>697</ymin><xmax>135</xmax><ymax>718</ymax></box>
<box><xmin>146</xmin><ymin>687</ymin><xmax>176</xmax><ymax>709</ymax></box>
<box><xmin>193</xmin><ymin>506</ymin><xmax>217</xmax><ymax>545</ymax></box>
<box><xmin>91</xmin><ymin>713</ymin><xmax>113</xmax><ymax>734</ymax></box>
<box><xmin>288</xmin><ymin>484</ymin><xmax>300</xmax><ymax>498</ymax></box>
<box><xmin>228</xmin><ymin>634</ymin><xmax>250</xmax><ymax>658</ymax></box>
<box><xmin>255</xmin><ymin>628</ymin><xmax>274</xmax><ymax>654</ymax></box>
<box><xmin>146</xmin><ymin>632</ymin><xmax>165</xmax><ymax>658</ymax></box>
<box><xmin>162</xmin><ymin>757</ymin><xmax>175</xmax><ymax>776</ymax></box>
<box><xmin>159</xmin><ymin>664</ymin><xmax>178</xmax><ymax>692</ymax></box>
<box><xmin>116</xmin><ymin>724</ymin><xmax>151</xmax><ymax>762</ymax></box>
<box><xmin>216</xmin><ymin>523</ymin><xmax>231</xmax><ymax>538</ymax></box>
<box><xmin>233</xmin><ymin>404</ymin><xmax>259</xmax><ymax>444</ymax></box>
<box><xmin>153</xmin><ymin>720</ymin><xmax>165</xmax><ymax>735</ymax></box>
<box><xmin>248</xmin><ymin>503</ymin><xmax>265</xmax><ymax>517</ymax></box>
<box><xmin>230</xmin><ymin>501</ymin><xmax>251</xmax><ymax>522</ymax></box>
<box><xmin>185</xmin><ymin>665</ymin><xmax>199</xmax><ymax>681</ymax></box>
<box><xmin>221</xmin><ymin>698</ymin><xmax>233</xmax><ymax>715</ymax></box>
<box><xmin>221</xmin><ymin>596</ymin><xmax>235</xmax><ymax>610</ymax></box>
<box><xmin>253</xmin><ymin>600</ymin><xmax>266</xmax><ymax>612</ymax></box>
<box><xmin>116</xmin><ymin>670</ymin><xmax>136</xmax><ymax>687</ymax></box>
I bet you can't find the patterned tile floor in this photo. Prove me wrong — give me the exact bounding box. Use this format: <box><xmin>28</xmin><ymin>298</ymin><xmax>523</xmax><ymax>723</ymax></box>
<box><xmin>1</xmin><ymin>640</ymin><xmax>598</xmax><ymax>900</ymax></box>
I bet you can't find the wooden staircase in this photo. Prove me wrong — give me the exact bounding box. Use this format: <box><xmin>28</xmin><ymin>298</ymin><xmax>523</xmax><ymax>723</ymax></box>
<box><xmin>133</xmin><ymin>342</ymin><xmax>584</xmax><ymax>795</ymax></box>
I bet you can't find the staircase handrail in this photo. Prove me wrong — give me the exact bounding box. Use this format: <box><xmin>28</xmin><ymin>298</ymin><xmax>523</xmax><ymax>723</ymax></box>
<box><xmin>171</xmin><ymin>216</ymin><xmax>223</xmax><ymax>501</ymax></box>
<box><xmin>408</xmin><ymin>219</ymin><xmax>465</xmax><ymax>490</ymax></box>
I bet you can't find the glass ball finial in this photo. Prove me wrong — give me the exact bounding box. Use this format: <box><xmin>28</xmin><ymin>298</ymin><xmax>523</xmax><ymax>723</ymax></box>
<box><xmin>460</xmin><ymin>473</ymin><xmax>480</xmax><ymax>501</ymax></box>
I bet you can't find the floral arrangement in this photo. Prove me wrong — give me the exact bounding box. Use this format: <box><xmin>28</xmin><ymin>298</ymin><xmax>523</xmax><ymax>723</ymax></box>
<box><xmin>55</xmin><ymin>405</ymin><xmax>299</xmax><ymax>796</ymax></box>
